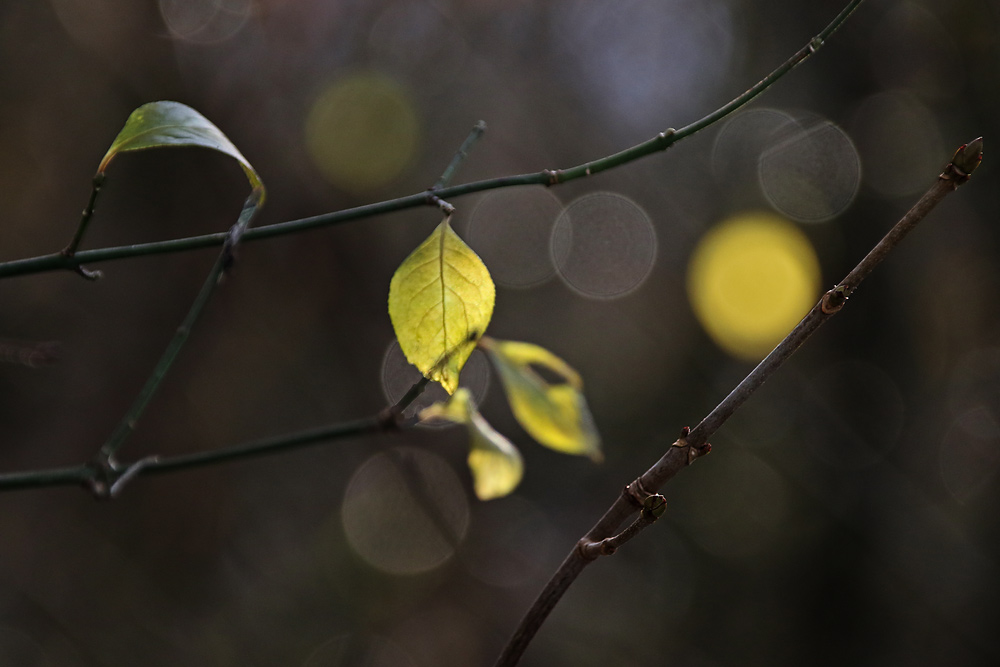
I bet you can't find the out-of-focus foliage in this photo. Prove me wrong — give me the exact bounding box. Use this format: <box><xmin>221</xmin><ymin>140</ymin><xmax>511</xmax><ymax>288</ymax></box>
<box><xmin>1</xmin><ymin>1</ymin><xmax>999</xmax><ymax>666</ymax></box>
<box><xmin>420</xmin><ymin>388</ymin><xmax>524</xmax><ymax>501</ymax></box>
<box><xmin>687</xmin><ymin>212</ymin><xmax>821</xmax><ymax>360</ymax></box>
<box><xmin>481</xmin><ymin>338</ymin><xmax>602</xmax><ymax>461</ymax></box>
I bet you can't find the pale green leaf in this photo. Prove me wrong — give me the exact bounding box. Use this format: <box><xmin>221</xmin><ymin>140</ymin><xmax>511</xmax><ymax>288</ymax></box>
<box><xmin>420</xmin><ymin>388</ymin><xmax>524</xmax><ymax>500</ymax></box>
<box><xmin>99</xmin><ymin>101</ymin><xmax>264</xmax><ymax>196</ymax></box>
<box><xmin>481</xmin><ymin>338</ymin><xmax>602</xmax><ymax>461</ymax></box>
<box><xmin>388</xmin><ymin>216</ymin><xmax>495</xmax><ymax>394</ymax></box>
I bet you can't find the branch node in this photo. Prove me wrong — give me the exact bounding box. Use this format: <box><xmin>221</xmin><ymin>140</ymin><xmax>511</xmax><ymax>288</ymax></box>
<box><xmin>85</xmin><ymin>454</ymin><xmax>119</xmax><ymax>500</ymax></box>
<box><xmin>623</xmin><ymin>476</ymin><xmax>654</xmax><ymax>508</ymax></box>
<box><xmin>576</xmin><ymin>537</ymin><xmax>605</xmax><ymax>560</ymax></box>
<box><xmin>808</xmin><ymin>36</ymin><xmax>824</xmax><ymax>54</ymax></box>
<box><xmin>670</xmin><ymin>433</ymin><xmax>710</xmax><ymax>465</ymax></box>
<box><xmin>425</xmin><ymin>191</ymin><xmax>456</xmax><ymax>215</ymax></box>
<box><xmin>109</xmin><ymin>456</ymin><xmax>160</xmax><ymax>498</ymax></box>
<box><xmin>543</xmin><ymin>169</ymin><xmax>561</xmax><ymax>186</ymax></box>
<box><xmin>821</xmin><ymin>285</ymin><xmax>850</xmax><ymax>314</ymax></box>
<box><xmin>657</xmin><ymin>128</ymin><xmax>676</xmax><ymax>148</ymax></box>
<box><xmin>377</xmin><ymin>406</ymin><xmax>402</xmax><ymax>431</ymax></box>
<box><xmin>85</xmin><ymin>454</ymin><xmax>160</xmax><ymax>499</ymax></box>
<box><xmin>689</xmin><ymin>442</ymin><xmax>711</xmax><ymax>464</ymax></box>
<box><xmin>578</xmin><ymin>494</ymin><xmax>667</xmax><ymax>560</ymax></box>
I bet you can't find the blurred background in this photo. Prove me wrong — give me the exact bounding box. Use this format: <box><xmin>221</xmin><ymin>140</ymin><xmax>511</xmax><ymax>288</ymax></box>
<box><xmin>1</xmin><ymin>0</ymin><xmax>999</xmax><ymax>665</ymax></box>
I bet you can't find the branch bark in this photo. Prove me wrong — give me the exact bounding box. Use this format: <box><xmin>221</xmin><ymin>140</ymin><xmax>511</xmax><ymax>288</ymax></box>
<box><xmin>491</xmin><ymin>139</ymin><xmax>983</xmax><ymax>667</ymax></box>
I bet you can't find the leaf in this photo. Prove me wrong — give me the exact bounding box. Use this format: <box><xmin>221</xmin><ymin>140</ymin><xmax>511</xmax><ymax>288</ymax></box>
<box><xmin>420</xmin><ymin>389</ymin><xmax>524</xmax><ymax>500</ymax></box>
<box><xmin>481</xmin><ymin>338</ymin><xmax>602</xmax><ymax>461</ymax></box>
<box><xmin>98</xmin><ymin>101</ymin><xmax>264</xmax><ymax>196</ymax></box>
<box><xmin>388</xmin><ymin>216</ymin><xmax>495</xmax><ymax>394</ymax></box>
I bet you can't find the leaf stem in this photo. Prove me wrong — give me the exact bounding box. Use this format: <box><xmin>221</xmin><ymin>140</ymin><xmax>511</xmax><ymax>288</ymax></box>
<box><xmin>0</xmin><ymin>0</ymin><xmax>864</xmax><ymax>281</ymax></box>
<box><xmin>490</xmin><ymin>135</ymin><xmax>982</xmax><ymax>667</ymax></box>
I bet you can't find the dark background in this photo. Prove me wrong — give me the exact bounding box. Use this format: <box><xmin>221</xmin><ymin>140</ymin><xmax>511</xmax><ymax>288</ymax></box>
<box><xmin>2</xmin><ymin>0</ymin><xmax>999</xmax><ymax>665</ymax></box>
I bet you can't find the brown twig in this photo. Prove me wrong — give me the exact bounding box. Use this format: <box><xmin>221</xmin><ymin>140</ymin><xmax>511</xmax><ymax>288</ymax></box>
<box><xmin>491</xmin><ymin>139</ymin><xmax>983</xmax><ymax>667</ymax></box>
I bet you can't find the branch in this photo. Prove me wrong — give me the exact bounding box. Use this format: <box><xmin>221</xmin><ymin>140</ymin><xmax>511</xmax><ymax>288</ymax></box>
<box><xmin>491</xmin><ymin>138</ymin><xmax>983</xmax><ymax>667</ymax></box>
<box><xmin>0</xmin><ymin>0</ymin><xmax>864</xmax><ymax>281</ymax></box>
<box><xmin>433</xmin><ymin>120</ymin><xmax>487</xmax><ymax>191</ymax></box>
<box><xmin>93</xmin><ymin>190</ymin><xmax>264</xmax><ymax>473</ymax></box>
<box><xmin>0</xmin><ymin>123</ymin><xmax>488</xmax><ymax>495</ymax></box>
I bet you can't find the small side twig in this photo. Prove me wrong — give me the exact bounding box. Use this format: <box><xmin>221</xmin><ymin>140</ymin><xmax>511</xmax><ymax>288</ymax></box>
<box><xmin>434</xmin><ymin>120</ymin><xmax>487</xmax><ymax>191</ymax></box>
<box><xmin>492</xmin><ymin>137</ymin><xmax>982</xmax><ymax>667</ymax></box>
<box><xmin>578</xmin><ymin>494</ymin><xmax>666</xmax><ymax>559</ymax></box>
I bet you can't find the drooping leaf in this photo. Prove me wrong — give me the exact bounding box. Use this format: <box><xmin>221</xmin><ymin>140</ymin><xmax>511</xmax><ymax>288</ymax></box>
<box><xmin>481</xmin><ymin>337</ymin><xmax>602</xmax><ymax>461</ymax></box>
<box><xmin>420</xmin><ymin>388</ymin><xmax>524</xmax><ymax>500</ymax></box>
<box><xmin>98</xmin><ymin>101</ymin><xmax>264</xmax><ymax>196</ymax></box>
<box><xmin>388</xmin><ymin>216</ymin><xmax>495</xmax><ymax>394</ymax></box>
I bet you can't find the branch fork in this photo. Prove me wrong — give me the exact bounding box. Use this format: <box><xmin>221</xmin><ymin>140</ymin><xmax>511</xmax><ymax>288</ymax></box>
<box><xmin>85</xmin><ymin>454</ymin><xmax>160</xmax><ymax>499</ymax></box>
<box><xmin>578</xmin><ymin>493</ymin><xmax>668</xmax><ymax>560</ymax></box>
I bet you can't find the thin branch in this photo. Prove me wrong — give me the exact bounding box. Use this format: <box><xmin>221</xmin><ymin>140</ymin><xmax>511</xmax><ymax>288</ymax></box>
<box><xmin>0</xmin><ymin>418</ymin><xmax>382</xmax><ymax>493</ymax></box>
<box><xmin>95</xmin><ymin>191</ymin><xmax>263</xmax><ymax>467</ymax></box>
<box><xmin>433</xmin><ymin>120</ymin><xmax>488</xmax><ymax>191</ymax></box>
<box><xmin>0</xmin><ymin>0</ymin><xmax>864</xmax><ymax>281</ymax></box>
<box><xmin>491</xmin><ymin>139</ymin><xmax>983</xmax><ymax>667</ymax></box>
<box><xmin>0</xmin><ymin>365</ymin><xmax>444</xmax><ymax>493</ymax></box>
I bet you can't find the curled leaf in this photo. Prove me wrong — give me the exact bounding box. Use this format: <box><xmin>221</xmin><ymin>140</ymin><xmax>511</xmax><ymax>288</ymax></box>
<box><xmin>388</xmin><ymin>216</ymin><xmax>495</xmax><ymax>394</ymax></box>
<box><xmin>99</xmin><ymin>101</ymin><xmax>264</xmax><ymax>196</ymax></box>
<box><xmin>421</xmin><ymin>389</ymin><xmax>524</xmax><ymax>500</ymax></box>
<box><xmin>481</xmin><ymin>338</ymin><xmax>602</xmax><ymax>461</ymax></box>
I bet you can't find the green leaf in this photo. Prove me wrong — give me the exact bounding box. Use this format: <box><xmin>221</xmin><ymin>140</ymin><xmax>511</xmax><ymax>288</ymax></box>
<box><xmin>420</xmin><ymin>389</ymin><xmax>524</xmax><ymax>500</ymax></box>
<box><xmin>388</xmin><ymin>216</ymin><xmax>495</xmax><ymax>394</ymax></box>
<box><xmin>481</xmin><ymin>338</ymin><xmax>602</xmax><ymax>461</ymax></box>
<box><xmin>98</xmin><ymin>101</ymin><xmax>264</xmax><ymax>196</ymax></box>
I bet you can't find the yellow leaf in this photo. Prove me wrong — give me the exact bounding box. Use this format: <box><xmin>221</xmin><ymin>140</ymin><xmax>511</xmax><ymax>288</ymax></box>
<box><xmin>389</xmin><ymin>217</ymin><xmax>495</xmax><ymax>394</ymax></box>
<box><xmin>420</xmin><ymin>389</ymin><xmax>524</xmax><ymax>500</ymax></box>
<box><xmin>481</xmin><ymin>338</ymin><xmax>602</xmax><ymax>461</ymax></box>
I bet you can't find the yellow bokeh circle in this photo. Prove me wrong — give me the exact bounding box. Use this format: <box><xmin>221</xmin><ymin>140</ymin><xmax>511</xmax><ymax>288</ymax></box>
<box><xmin>305</xmin><ymin>72</ymin><xmax>419</xmax><ymax>193</ymax></box>
<box><xmin>687</xmin><ymin>212</ymin><xmax>820</xmax><ymax>361</ymax></box>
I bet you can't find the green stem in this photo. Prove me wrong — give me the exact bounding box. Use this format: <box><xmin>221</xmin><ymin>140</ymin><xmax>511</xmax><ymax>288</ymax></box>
<box><xmin>0</xmin><ymin>465</ymin><xmax>92</xmax><ymax>491</ymax></box>
<box><xmin>0</xmin><ymin>0</ymin><xmax>864</xmax><ymax>282</ymax></box>
<box><xmin>434</xmin><ymin>120</ymin><xmax>488</xmax><ymax>191</ymax></box>
<box><xmin>96</xmin><ymin>251</ymin><xmax>228</xmax><ymax>462</ymax></box>
<box><xmin>96</xmin><ymin>192</ymin><xmax>262</xmax><ymax>462</ymax></box>
<box><xmin>144</xmin><ymin>418</ymin><xmax>380</xmax><ymax>475</ymax></box>
<box><xmin>0</xmin><ymin>419</ymin><xmax>381</xmax><ymax>492</ymax></box>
